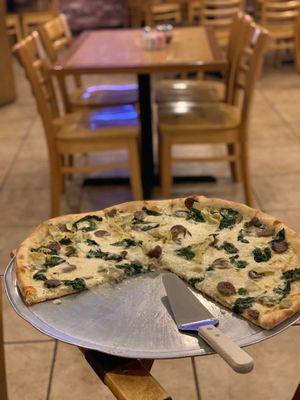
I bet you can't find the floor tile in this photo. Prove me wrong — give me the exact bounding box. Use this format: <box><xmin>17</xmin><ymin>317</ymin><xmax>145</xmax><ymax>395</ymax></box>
<box><xmin>49</xmin><ymin>342</ymin><xmax>114</xmax><ymax>400</ymax></box>
<box><xmin>0</xmin><ymin>139</ymin><xmax>22</xmax><ymax>187</ymax></box>
<box><xmin>253</xmin><ymin>174</ymin><xmax>300</xmax><ymax>210</ymax></box>
<box><xmin>5</xmin><ymin>341</ymin><xmax>54</xmax><ymax>400</ymax></box>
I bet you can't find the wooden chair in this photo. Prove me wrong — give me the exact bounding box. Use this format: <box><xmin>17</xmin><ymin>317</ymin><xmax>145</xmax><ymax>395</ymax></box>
<box><xmin>22</xmin><ymin>0</ymin><xmax>59</xmax><ymax>37</ymax></box>
<box><xmin>155</xmin><ymin>12</ymin><xmax>253</xmax><ymax>104</ymax></box>
<box><xmin>13</xmin><ymin>32</ymin><xmax>143</xmax><ymax>217</ymax></box>
<box><xmin>0</xmin><ymin>277</ymin><xmax>8</xmax><ymax>400</ymax></box>
<box><xmin>157</xmin><ymin>22</ymin><xmax>270</xmax><ymax>206</ymax></box>
<box><xmin>6</xmin><ymin>13</ymin><xmax>22</xmax><ymax>43</ymax></box>
<box><xmin>200</xmin><ymin>0</ymin><xmax>244</xmax><ymax>49</ymax></box>
<box><xmin>38</xmin><ymin>14</ymin><xmax>138</xmax><ymax>111</ymax></box>
<box><xmin>261</xmin><ymin>0</ymin><xmax>300</xmax><ymax>64</ymax></box>
<box><xmin>188</xmin><ymin>1</ymin><xmax>202</xmax><ymax>24</ymax></box>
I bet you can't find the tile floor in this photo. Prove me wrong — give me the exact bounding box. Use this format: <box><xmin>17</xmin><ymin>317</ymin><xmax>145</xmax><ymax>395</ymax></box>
<box><xmin>1</xmin><ymin>61</ymin><xmax>300</xmax><ymax>400</ymax></box>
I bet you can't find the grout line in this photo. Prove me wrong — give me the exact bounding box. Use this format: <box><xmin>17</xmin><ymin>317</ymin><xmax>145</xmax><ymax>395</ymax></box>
<box><xmin>4</xmin><ymin>339</ymin><xmax>54</xmax><ymax>345</ymax></box>
<box><xmin>46</xmin><ymin>340</ymin><xmax>58</xmax><ymax>400</ymax></box>
<box><xmin>191</xmin><ymin>357</ymin><xmax>202</xmax><ymax>400</ymax></box>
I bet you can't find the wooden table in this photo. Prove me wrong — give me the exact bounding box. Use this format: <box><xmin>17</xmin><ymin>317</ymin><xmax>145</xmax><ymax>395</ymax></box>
<box><xmin>53</xmin><ymin>27</ymin><xmax>226</xmax><ymax>198</ymax></box>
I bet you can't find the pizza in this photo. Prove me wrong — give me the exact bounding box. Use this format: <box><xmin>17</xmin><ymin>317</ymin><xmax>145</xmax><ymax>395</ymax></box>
<box><xmin>16</xmin><ymin>196</ymin><xmax>300</xmax><ymax>330</ymax></box>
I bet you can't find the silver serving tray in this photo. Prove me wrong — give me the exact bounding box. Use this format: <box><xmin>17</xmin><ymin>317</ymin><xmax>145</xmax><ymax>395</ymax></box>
<box><xmin>4</xmin><ymin>258</ymin><xmax>299</xmax><ymax>359</ymax></box>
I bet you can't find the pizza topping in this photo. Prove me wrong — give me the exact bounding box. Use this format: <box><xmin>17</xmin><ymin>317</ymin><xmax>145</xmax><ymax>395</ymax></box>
<box><xmin>247</xmin><ymin>309</ymin><xmax>259</xmax><ymax>320</ymax></box>
<box><xmin>189</xmin><ymin>277</ymin><xmax>204</xmax><ymax>286</ymax></box>
<box><xmin>184</xmin><ymin>197</ymin><xmax>197</xmax><ymax>210</ymax></box>
<box><xmin>142</xmin><ymin>206</ymin><xmax>162</xmax><ymax>216</ymax></box>
<box><xmin>230</xmin><ymin>257</ymin><xmax>248</xmax><ymax>269</ymax></box>
<box><xmin>94</xmin><ymin>230</ymin><xmax>110</xmax><ymax>237</ymax></box>
<box><xmin>140</xmin><ymin>224</ymin><xmax>160</xmax><ymax>231</ymax></box>
<box><xmin>217</xmin><ymin>281</ymin><xmax>236</xmax><ymax>296</ymax></box>
<box><xmin>63</xmin><ymin>278</ymin><xmax>86</xmax><ymax>290</ymax></box>
<box><xmin>133</xmin><ymin>210</ymin><xmax>145</xmax><ymax>221</ymax></box>
<box><xmin>175</xmin><ymin>246</ymin><xmax>195</xmax><ymax>260</ymax></box>
<box><xmin>147</xmin><ymin>245</ymin><xmax>162</xmax><ymax>259</ymax></box>
<box><xmin>252</xmin><ymin>247</ymin><xmax>272</xmax><ymax>263</ymax></box>
<box><xmin>59</xmin><ymin>223</ymin><xmax>71</xmax><ymax>233</ymax></box>
<box><xmin>87</xmin><ymin>249</ymin><xmax>124</xmax><ymax>261</ymax></box>
<box><xmin>33</xmin><ymin>272</ymin><xmax>47</xmax><ymax>281</ymax></box>
<box><xmin>111</xmin><ymin>238</ymin><xmax>143</xmax><ymax>248</ymax></box>
<box><xmin>44</xmin><ymin>279</ymin><xmax>62</xmax><ymax>289</ymax></box>
<box><xmin>219</xmin><ymin>208</ymin><xmax>242</xmax><ymax>230</ymax></box>
<box><xmin>173</xmin><ymin>210</ymin><xmax>188</xmax><ymax>218</ymax></box>
<box><xmin>46</xmin><ymin>242</ymin><xmax>61</xmax><ymax>254</ymax></box>
<box><xmin>43</xmin><ymin>256</ymin><xmax>65</xmax><ymax>268</ymax></box>
<box><xmin>271</xmin><ymin>229</ymin><xmax>288</xmax><ymax>253</ymax></box>
<box><xmin>106</xmin><ymin>209</ymin><xmax>117</xmax><ymax>218</ymax></box>
<box><xmin>73</xmin><ymin>215</ymin><xmax>103</xmax><ymax>232</ymax></box>
<box><xmin>170</xmin><ymin>225</ymin><xmax>192</xmax><ymax>244</ymax></box>
<box><xmin>244</xmin><ymin>216</ymin><xmax>264</xmax><ymax>229</ymax></box>
<box><xmin>237</xmin><ymin>230</ymin><xmax>249</xmax><ymax>243</ymax></box>
<box><xmin>186</xmin><ymin>207</ymin><xmax>205</xmax><ymax>223</ymax></box>
<box><xmin>59</xmin><ymin>238</ymin><xmax>72</xmax><ymax>245</ymax></box>
<box><xmin>279</xmin><ymin>298</ymin><xmax>292</xmax><ymax>309</ymax></box>
<box><xmin>220</xmin><ymin>241</ymin><xmax>238</xmax><ymax>254</ymax></box>
<box><xmin>211</xmin><ymin>258</ymin><xmax>231</xmax><ymax>269</ymax></box>
<box><xmin>233</xmin><ymin>297</ymin><xmax>255</xmax><ymax>314</ymax></box>
<box><xmin>209</xmin><ymin>233</ymin><xmax>219</xmax><ymax>248</ymax></box>
<box><xmin>116</xmin><ymin>261</ymin><xmax>147</xmax><ymax>276</ymax></box>
<box><xmin>238</xmin><ymin>288</ymin><xmax>248</xmax><ymax>296</ymax></box>
<box><xmin>256</xmin><ymin>228</ymin><xmax>275</xmax><ymax>237</ymax></box>
<box><xmin>248</xmin><ymin>270</ymin><xmax>264</xmax><ymax>280</ymax></box>
<box><xmin>65</xmin><ymin>246</ymin><xmax>77</xmax><ymax>257</ymax></box>
<box><xmin>257</xmin><ymin>295</ymin><xmax>278</xmax><ymax>307</ymax></box>
<box><xmin>62</xmin><ymin>265</ymin><xmax>77</xmax><ymax>273</ymax></box>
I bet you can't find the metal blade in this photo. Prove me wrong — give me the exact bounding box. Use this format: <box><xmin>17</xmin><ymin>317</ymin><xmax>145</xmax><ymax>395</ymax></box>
<box><xmin>162</xmin><ymin>273</ymin><xmax>218</xmax><ymax>331</ymax></box>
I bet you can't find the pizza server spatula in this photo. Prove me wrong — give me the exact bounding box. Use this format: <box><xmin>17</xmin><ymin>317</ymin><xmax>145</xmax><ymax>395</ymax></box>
<box><xmin>162</xmin><ymin>273</ymin><xmax>254</xmax><ymax>373</ymax></box>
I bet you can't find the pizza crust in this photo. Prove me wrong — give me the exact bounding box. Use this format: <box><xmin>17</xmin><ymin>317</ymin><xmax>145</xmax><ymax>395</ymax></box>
<box><xmin>15</xmin><ymin>195</ymin><xmax>300</xmax><ymax>328</ymax></box>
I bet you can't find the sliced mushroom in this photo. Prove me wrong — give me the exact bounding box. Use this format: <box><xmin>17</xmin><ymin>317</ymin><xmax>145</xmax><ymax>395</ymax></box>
<box><xmin>211</xmin><ymin>258</ymin><xmax>231</xmax><ymax>269</ymax></box>
<box><xmin>248</xmin><ymin>270</ymin><xmax>264</xmax><ymax>280</ymax></box>
<box><xmin>209</xmin><ymin>233</ymin><xmax>219</xmax><ymax>248</ymax></box>
<box><xmin>256</xmin><ymin>228</ymin><xmax>275</xmax><ymax>237</ymax></box>
<box><xmin>247</xmin><ymin>309</ymin><xmax>260</xmax><ymax>320</ymax></box>
<box><xmin>44</xmin><ymin>279</ymin><xmax>61</xmax><ymax>288</ymax></box>
<box><xmin>173</xmin><ymin>209</ymin><xmax>188</xmax><ymax>218</ymax></box>
<box><xmin>272</xmin><ymin>240</ymin><xmax>288</xmax><ymax>253</ymax></box>
<box><xmin>217</xmin><ymin>281</ymin><xmax>236</xmax><ymax>296</ymax></box>
<box><xmin>257</xmin><ymin>295</ymin><xmax>278</xmax><ymax>307</ymax></box>
<box><xmin>46</xmin><ymin>242</ymin><xmax>61</xmax><ymax>253</ymax></box>
<box><xmin>170</xmin><ymin>225</ymin><xmax>192</xmax><ymax>244</ymax></box>
<box><xmin>94</xmin><ymin>230</ymin><xmax>110</xmax><ymax>237</ymax></box>
<box><xmin>244</xmin><ymin>216</ymin><xmax>261</xmax><ymax>228</ymax></box>
<box><xmin>147</xmin><ymin>245</ymin><xmax>162</xmax><ymax>259</ymax></box>
<box><xmin>59</xmin><ymin>224</ymin><xmax>71</xmax><ymax>233</ymax></box>
<box><xmin>184</xmin><ymin>197</ymin><xmax>197</xmax><ymax>210</ymax></box>
<box><xmin>62</xmin><ymin>265</ymin><xmax>77</xmax><ymax>273</ymax></box>
<box><xmin>120</xmin><ymin>251</ymin><xmax>128</xmax><ymax>259</ymax></box>
<box><xmin>133</xmin><ymin>210</ymin><xmax>145</xmax><ymax>220</ymax></box>
<box><xmin>65</xmin><ymin>246</ymin><xmax>77</xmax><ymax>257</ymax></box>
<box><xmin>106</xmin><ymin>208</ymin><xmax>117</xmax><ymax>218</ymax></box>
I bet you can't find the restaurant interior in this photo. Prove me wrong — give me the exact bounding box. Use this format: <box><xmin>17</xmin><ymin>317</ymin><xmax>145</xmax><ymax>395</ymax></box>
<box><xmin>0</xmin><ymin>0</ymin><xmax>300</xmax><ymax>399</ymax></box>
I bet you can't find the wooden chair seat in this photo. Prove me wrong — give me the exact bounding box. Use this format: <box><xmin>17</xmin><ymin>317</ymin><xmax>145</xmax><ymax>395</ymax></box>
<box><xmin>159</xmin><ymin>102</ymin><xmax>240</xmax><ymax>135</ymax></box>
<box><xmin>54</xmin><ymin>106</ymin><xmax>139</xmax><ymax>142</ymax></box>
<box><xmin>155</xmin><ymin>79</ymin><xmax>225</xmax><ymax>103</ymax></box>
<box><xmin>69</xmin><ymin>84</ymin><xmax>139</xmax><ymax>109</ymax></box>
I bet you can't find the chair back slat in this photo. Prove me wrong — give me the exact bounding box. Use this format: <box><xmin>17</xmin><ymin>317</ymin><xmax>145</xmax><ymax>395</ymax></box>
<box><xmin>13</xmin><ymin>32</ymin><xmax>59</xmax><ymax>154</ymax></box>
<box><xmin>262</xmin><ymin>0</ymin><xmax>300</xmax><ymax>26</ymax></box>
<box><xmin>38</xmin><ymin>14</ymin><xmax>72</xmax><ymax>62</ymax></box>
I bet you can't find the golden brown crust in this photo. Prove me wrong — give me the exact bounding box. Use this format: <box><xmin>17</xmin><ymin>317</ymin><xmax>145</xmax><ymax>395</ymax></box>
<box><xmin>15</xmin><ymin>195</ymin><xmax>300</xmax><ymax>328</ymax></box>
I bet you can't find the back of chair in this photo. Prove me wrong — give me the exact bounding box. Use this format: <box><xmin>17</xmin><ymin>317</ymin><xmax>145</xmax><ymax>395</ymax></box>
<box><xmin>200</xmin><ymin>0</ymin><xmax>244</xmax><ymax>45</ymax></box>
<box><xmin>188</xmin><ymin>1</ymin><xmax>202</xmax><ymax>24</ymax></box>
<box><xmin>261</xmin><ymin>0</ymin><xmax>299</xmax><ymax>29</ymax></box>
<box><xmin>13</xmin><ymin>32</ymin><xmax>59</xmax><ymax>156</ymax></box>
<box><xmin>143</xmin><ymin>0</ymin><xmax>182</xmax><ymax>27</ymax></box>
<box><xmin>231</xmin><ymin>23</ymin><xmax>270</xmax><ymax>128</ymax></box>
<box><xmin>38</xmin><ymin>14</ymin><xmax>72</xmax><ymax>62</ymax></box>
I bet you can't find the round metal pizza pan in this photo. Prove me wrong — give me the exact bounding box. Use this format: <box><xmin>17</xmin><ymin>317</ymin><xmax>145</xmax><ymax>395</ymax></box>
<box><xmin>4</xmin><ymin>258</ymin><xmax>300</xmax><ymax>359</ymax></box>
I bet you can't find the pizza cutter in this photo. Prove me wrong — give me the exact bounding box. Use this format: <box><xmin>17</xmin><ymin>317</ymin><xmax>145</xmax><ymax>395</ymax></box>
<box><xmin>162</xmin><ymin>273</ymin><xmax>254</xmax><ymax>373</ymax></box>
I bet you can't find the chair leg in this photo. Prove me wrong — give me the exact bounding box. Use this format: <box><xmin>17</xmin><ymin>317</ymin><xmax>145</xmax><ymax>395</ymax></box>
<box><xmin>227</xmin><ymin>143</ymin><xmax>240</xmax><ymax>182</ymax></box>
<box><xmin>239</xmin><ymin>140</ymin><xmax>254</xmax><ymax>207</ymax></box>
<box><xmin>128</xmin><ymin>139</ymin><xmax>143</xmax><ymax>200</ymax></box>
<box><xmin>160</xmin><ymin>134</ymin><xmax>172</xmax><ymax>199</ymax></box>
<box><xmin>50</xmin><ymin>161</ymin><xmax>63</xmax><ymax>217</ymax></box>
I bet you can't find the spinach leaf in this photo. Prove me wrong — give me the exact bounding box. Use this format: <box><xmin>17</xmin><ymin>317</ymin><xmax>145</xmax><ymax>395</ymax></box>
<box><xmin>87</xmin><ymin>249</ymin><xmax>123</xmax><ymax>261</ymax></box>
<box><xmin>219</xmin><ymin>208</ymin><xmax>241</xmax><ymax>230</ymax></box>
<box><xmin>282</xmin><ymin>268</ymin><xmax>300</xmax><ymax>282</ymax></box>
<box><xmin>221</xmin><ymin>241</ymin><xmax>238</xmax><ymax>254</ymax></box>
<box><xmin>175</xmin><ymin>246</ymin><xmax>195</xmax><ymax>260</ymax></box>
<box><xmin>237</xmin><ymin>229</ymin><xmax>249</xmax><ymax>244</ymax></box>
<box><xmin>142</xmin><ymin>207</ymin><xmax>161</xmax><ymax>216</ymax></box>
<box><xmin>141</xmin><ymin>224</ymin><xmax>160</xmax><ymax>231</ymax></box>
<box><xmin>273</xmin><ymin>228</ymin><xmax>285</xmax><ymax>242</ymax></box>
<box><xmin>236</xmin><ymin>260</ymin><xmax>248</xmax><ymax>269</ymax></box>
<box><xmin>63</xmin><ymin>278</ymin><xmax>86</xmax><ymax>291</ymax></box>
<box><xmin>252</xmin><ymin>247</ymin><xmax>271</xmax><ymax>263</ymax></box>
<box><xmin>111</xmin><ymin>238</ymin><xmax>142</xmax><ymax>248</ymax></box>
<box><xmin>238</xmin><ymin>288</ymin><xmax>248</xmax><ymax>296</ymax></box>
<box><xmin>43</xmin><ymin>256</ymin><xmax>64</xmax><ymax>268</ymax></box>
<box><xmin>73</xmin><ymin>215</ymin><xmax>102</xmax><ymax>232</ymax></box>
<box><xmin>33</xmin><ymin>272</ymin><xmax>47</xmax><ymax>281</ymax></box>
<box><xmin>86</xmin><ymin>239</ymin><xmax>99</xmax><ymax>246</ymax></box>
<box><xmin>116</xmin><ymin>262</ymin><xmax>146</xmax><ymax>276</ymax></box>
<box><xmin>233</xmin><ymin>297</ymin><xmax>255</xmax><ymax>315</ymax></box>
<box><xmin>186</xmin><ymin>208</ymin><xmax>205</xmax><ymax>223</ymax></box>
<box><xmin>59</xmin><ymin>238</ymin><xmax>72</xmax><ymax>245</ymax></box>
<box><xmin>189</xmin><ymin>277</ymin><xmax>204</xmax><ymax>286</ymax></box>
